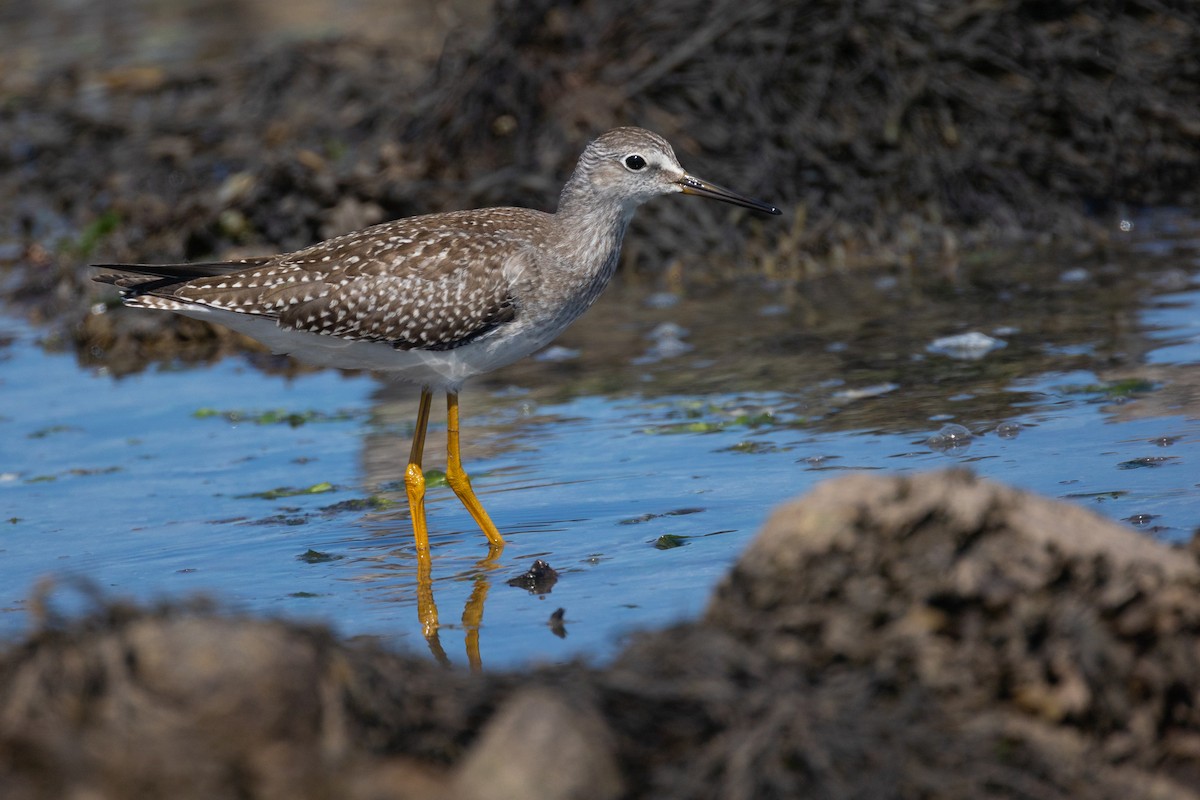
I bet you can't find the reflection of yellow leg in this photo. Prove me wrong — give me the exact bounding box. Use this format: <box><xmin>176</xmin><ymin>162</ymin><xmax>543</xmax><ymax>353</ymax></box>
<box><xmin>416</xmin><ymin>542</ymin><xmax>445</xmax><ymax>657</ymax></box>
<box><xmin>404</xmin><ymin>388</ymin><xmax>434</xmax><ymax>555</ymax></box>
<box><xmin>462</xmin><ymin>574</ymin><xmax>490</xmax><ymax>673</ymax></box>
<box><xmin>445</xmin><ymin>391</ymin><xmax>506</xmax><ymax>550</ymax></box>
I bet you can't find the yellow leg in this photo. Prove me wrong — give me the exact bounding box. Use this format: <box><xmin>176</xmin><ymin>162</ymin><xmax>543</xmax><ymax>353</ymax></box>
<box><xmin>404</xmin><ymin>388</ymin><xmax>434</xmax><ymax>555</ymax></box>
<box><xmin>406</xmin><ymin>388</ymin><xmax>439</xmax><ymax>634</ymax></box>
<box><xmin>445</xmin><ymin>391</ymin><xmax>506</xmax><ymax>550</ymax></box>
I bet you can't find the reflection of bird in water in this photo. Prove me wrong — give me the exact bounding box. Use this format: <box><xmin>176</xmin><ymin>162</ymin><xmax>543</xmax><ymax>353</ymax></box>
<box><xmin>96</xmin><ymin>127</ymin><xmax>781</xmax><ymax>560</ymax></box>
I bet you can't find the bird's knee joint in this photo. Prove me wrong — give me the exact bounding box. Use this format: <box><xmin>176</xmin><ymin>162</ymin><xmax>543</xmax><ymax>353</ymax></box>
<box><xmin>445</xmin><ymin>465</ymin><xmax>471</xmax><ymax>494</ymax></box>
<box><xmin>404</xmin><ymin>463</ymin><xmax>426</xmax><ymax>495</ymax></box>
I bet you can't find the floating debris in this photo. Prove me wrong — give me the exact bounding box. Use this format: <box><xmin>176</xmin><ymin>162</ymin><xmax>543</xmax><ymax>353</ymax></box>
<box><xmin>193</xmin><ymin>407</ymin><xmax>359</xmax><ymax>427</ymax></box>
<box><xmin>507</xmin><ymin>560</ymin><xmax>559</xmax><ymax>594</ymax></box>
<box><xmin>1117</xmin><ymin>457</ymin><xmax>1177</xmax><ymax>470</ymax></box>
<box><xmin>237</xmin><ymin>482</ymin><xmax>335</xmax><ymax>500</ymax></box>
<box><xmin>832</xmin><ymin>383</ymin><xmax>899</xmax><ymax>401</ymax></box>
<box><xmin>927</xmin><ymin>332</ymin><xmax>1006</xmax><ymax>360</ymax></box>
<box><xmin>653</xmin><ymin>534</ymin><xmax>688</xmax><ymax>550</ymax></box>
<box><xmin>296</xmin><ymin>549</ymin><xmax>343</xmax><ymax>564</ymax></box>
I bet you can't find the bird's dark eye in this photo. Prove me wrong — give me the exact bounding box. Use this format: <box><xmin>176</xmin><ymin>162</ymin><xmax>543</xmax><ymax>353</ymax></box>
<box><xmin>624</xmin><ymin>154</ymin><xmax>647</xmax><ymax>171</ymax></box>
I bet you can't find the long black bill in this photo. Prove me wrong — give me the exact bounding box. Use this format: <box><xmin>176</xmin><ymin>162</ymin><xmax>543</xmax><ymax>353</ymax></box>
<box><xmin>678</xmin><ymin>175</ymin><xmax>781</xmax><ymax>215</ymax></box>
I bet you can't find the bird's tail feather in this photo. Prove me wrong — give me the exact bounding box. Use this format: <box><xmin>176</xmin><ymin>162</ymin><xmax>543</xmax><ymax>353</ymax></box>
<box><xmin>92</xmin><ymin>258</ymin><xmax>272</xmax><ymax>296</ymax></box>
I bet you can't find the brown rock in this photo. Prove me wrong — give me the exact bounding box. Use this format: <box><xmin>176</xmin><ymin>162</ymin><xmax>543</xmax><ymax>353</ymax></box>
<box><xmin>707</xmin><ymin>468</ymin><xmax>1200</xmax><ymax>788</ymax></box>
<box><xmin>453</xmin><ymin>688</ymin><xmax>622</xmax><ymax>800</ymax></box>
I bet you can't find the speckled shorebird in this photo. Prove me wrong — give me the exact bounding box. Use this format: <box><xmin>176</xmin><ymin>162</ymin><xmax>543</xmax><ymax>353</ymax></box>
<box><xmin>95</xmin><ymin>127</ymin><xmax>781</xmax><ymax>554</ymax></box>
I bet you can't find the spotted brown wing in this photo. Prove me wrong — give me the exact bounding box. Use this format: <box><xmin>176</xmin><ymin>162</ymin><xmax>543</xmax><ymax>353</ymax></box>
<box><xmin>94</xmin><ymin>208</ymin><xmax>544</xmax><ymax>350</ymax></box>
<box><xmin>273</xmin><ymin>269</ymin><xmax>518</xmax><ymax>351</ymax></box>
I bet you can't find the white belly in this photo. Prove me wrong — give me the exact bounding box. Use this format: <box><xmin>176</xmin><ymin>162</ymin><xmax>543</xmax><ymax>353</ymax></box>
<box><xmin>175</xmin><ymin>305</ymin><xmax>557</xmax><ymax>390</ymax></box>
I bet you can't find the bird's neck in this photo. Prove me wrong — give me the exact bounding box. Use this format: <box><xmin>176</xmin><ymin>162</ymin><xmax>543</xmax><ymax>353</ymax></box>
<box><xmin>550</xmin><ymin>179</ymin><xmax>638</xmax><ymax>279</ymax></box>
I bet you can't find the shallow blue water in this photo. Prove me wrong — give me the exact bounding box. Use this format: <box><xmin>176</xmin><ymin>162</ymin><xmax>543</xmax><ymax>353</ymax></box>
<box><xmin>3</xmin><ymin>266</ymin><xmax>1199</xmax><ymax>669</ymax></box>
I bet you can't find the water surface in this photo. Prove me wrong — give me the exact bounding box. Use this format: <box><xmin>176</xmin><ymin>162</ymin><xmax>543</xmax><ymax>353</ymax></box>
<box><xmin>3</xmin><ymin>226</ymin><xmax>1199</xmax><ymax>668</ymax></box>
